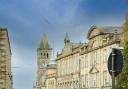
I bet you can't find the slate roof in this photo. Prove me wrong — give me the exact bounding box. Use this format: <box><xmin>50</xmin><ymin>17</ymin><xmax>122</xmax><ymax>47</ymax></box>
<box><xmin>99</xmin><ymin>26</ymin><xmax>123</xmax><ymax>33</ymax></box>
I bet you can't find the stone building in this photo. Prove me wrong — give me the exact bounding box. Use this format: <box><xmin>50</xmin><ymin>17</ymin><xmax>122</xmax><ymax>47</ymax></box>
<box><xmin>0</xmin><ymin>28</ymin><xmax>12</xmax><ymax>89</ymax></box>
<box><xmin>56</xmin><ymin>33</ymin><xmax>84</xmax><ymax>89</ymax></box>
<box><xmin>35</xmin><ymin>34</ymin><xmax>57</xmax><ymax>89</ymax></box>
<box><xmin>56</xmin><ymin>26</ymin><xmax>123</xmax><ymax>89</ymax></box>
<box><xmin>46</xmin><ymin>64</ymin><xmax>56</xmax><ymax>89</ymax></box>
<box><xmin>80</xmin><ymin>26</ymin><xmax>123</xmax><ymax>89</ymax></box>
<box><xmin>35</xmin><ymin>25</ymin><xmax>123</xmax><ymax>89</ymax></box>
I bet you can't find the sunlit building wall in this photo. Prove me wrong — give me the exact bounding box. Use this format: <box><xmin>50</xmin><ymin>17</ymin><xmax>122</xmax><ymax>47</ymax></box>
<box><xmin>0</xmin><ymin>28</ymin><xmax>12</xmax><ymax>89</ymax></box>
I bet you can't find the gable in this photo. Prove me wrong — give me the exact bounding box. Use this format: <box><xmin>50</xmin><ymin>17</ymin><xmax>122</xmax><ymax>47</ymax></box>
<box><xmin>89</xmin><ymin>66</ymin><xmax>99</xmax><ymax>74</ymax></box>
<box><xmin>87</xmin><ymin>26</ymin><xmax>102</xmax><ymax>39</ymax></box>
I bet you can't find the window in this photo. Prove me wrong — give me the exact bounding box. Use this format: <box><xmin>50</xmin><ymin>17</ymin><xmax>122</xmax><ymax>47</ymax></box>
<box><xmin>90</xmin><ymin>52</ymin><xmax>97</xmax><ymax>66</ymax></box>
<box><xmin>67</xmin><ymin>59</ymin><xmax>69</xmax><ymax>74</ymax></box>
<box><xmin>85</xmin><ymin>75</ymin><xmax>88</xmax><ymax>88</ymax></box>
<box><xmin>81</xmin><ymin>56</ymin><xmax>84</xmax><ymax>69</ymax></box>
<box><xmin>85</xmin><ymin>55</ymin><xmax>88</xmax><ymax>68</ymax></box>
<box><xmin>103</xmin><ymin>49</ymin><xmax>107</xmax><ymax>62</ymax></box>
<box><xmin>47</xmin><ymin>53</ymin><xmax>49</xmax><ymax>58</ymax></box>
<box><xmin>94</xmin><ymin>51</ymin><xmax>97</xmax><ymax>64</ymax></box>
<box><xmin>90</xmin><ymin>53</ymin><xmax>93</xmax><ymax>65</ymax></box>
<box><xmin>103</xmin><ymin>71</ymin><xmax>109</xmax><ymax>86</ymax></box>
<box><xmin>90</xmin><ymin>73</ymin><xmax>97</xmax><ymax>87</ymax></box>
<box><xmin>40</xmin><ymin>53</ymin><xmax>43</xmax><ymax>58</ymax></box>
<box><xmin>81</xmin><ymin>76</ymin><xmax>85</xmax><ymax>88</ymax></box>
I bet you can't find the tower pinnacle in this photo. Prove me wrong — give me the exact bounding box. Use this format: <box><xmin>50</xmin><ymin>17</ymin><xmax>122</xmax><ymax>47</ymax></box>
<box><xmin>64</xmin><ymin>33</ymin><xmax>70</xmax><ymax>44</ymax></box>
<box><xmin>40</xmin><ymin>33</ymin><xmax>50</xmax><ymax>49</ymax></box>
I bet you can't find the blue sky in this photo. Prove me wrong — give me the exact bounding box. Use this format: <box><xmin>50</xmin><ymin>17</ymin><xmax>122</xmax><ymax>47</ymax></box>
<box><xmin>0</xmin><ymin>0</ymin><xmax>128</xmax><ymax>89</ymax></box>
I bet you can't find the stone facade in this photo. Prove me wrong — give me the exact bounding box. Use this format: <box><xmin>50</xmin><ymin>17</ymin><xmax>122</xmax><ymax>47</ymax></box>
<box><xmin>0</xmin><ymin>28</ymin><xmax>12</xmax><ymax>89</ymax></box>
<box><xmin>46</xmin><ymin>64</ymin><xmax>56</xmax><ymax>89</ymax></box>
<box><xmin>35</xmin><ymin>34</ymin><xmax>57</xmax><ymax>89</ymax></box>
<box><xmin>35</xmin><ymin>25</ymin><xmax>123</xmax><ymax>89</ymax></box>
<box><xmin>56</xmin><ymin>33</ymin><xmax>84</xmax><ymax>89</ymax></box>
<box><xmin>56</xmin><ymin>26</ymin><xmax>123</xmax><ymax>89</ymax></box>
<box><xmin>80</xmin><ymin>26</ymin><xmax>123</xmax><ymax>89</ymax></box>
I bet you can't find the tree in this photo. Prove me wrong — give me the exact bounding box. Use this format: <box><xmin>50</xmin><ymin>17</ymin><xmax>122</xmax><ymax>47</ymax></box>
<box><xmin>121</xmin><ymin>16</ymin><xmax>128</xmax><ymax>89</ymax></box>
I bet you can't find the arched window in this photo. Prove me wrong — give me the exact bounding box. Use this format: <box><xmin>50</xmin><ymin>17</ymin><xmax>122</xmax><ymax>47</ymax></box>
<box><xmin>47</xmin><ymin>53</ymin><xmax>49</xmax><ymax>58</ymax></box>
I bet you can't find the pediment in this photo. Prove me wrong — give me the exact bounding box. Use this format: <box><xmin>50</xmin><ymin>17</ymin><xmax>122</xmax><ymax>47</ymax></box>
<box><xmin>87</xmin><ymin>26</ymin><xmax>102</xmax><ymax>39</ymax></box>
<box><xmin>89</xmin><ymin>66</ymin><xmax>99</xmax><ymax>74</ymax></box>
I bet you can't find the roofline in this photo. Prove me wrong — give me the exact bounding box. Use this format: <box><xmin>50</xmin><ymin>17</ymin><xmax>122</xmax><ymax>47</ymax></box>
<box><xmin>87</xmin><ymin>25</ymin><xmax>98</xmax><ymax>39</ymax></box>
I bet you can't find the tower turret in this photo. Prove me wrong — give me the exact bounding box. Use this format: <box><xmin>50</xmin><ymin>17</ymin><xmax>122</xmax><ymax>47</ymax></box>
<box><xmin>40</xmin><ymin>33</ymin><xmax>50</xmax><ymax>49</ymax></box>
<box><xmin>64</xmin><ymin>33</ymin><xmax>70</xmax><ymax>44</ymax></box>
<box><xmin>36</xmin><ymin>33</ymin><xmax>52</xmax><ymax>89</ymax></box>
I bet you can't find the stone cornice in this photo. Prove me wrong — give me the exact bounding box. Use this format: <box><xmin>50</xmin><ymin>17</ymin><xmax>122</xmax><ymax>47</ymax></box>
<box><xmin>37</xmin><ymin>48</ymin><xmax>52</xmax><ymax>50</ymax></box>
<box><xmin>56</xmin><ymin>49</ymin><xmax>80</xmax><ymax>61</ymax></box>
<box><xmin>80</xmin><ymin>40</ymin><xmax>120</xmax><ymax>55</ymax></box>
<box><xmin>56</xmin><ymin>40</ymin><xmax>120</xmax><ymax>60</ymax></box>
<box><xmin>46</xmin><ymin>76</ymin><xmax>56</xmax><ymax>79</ymax></box>
<box><xmin>57</xmin><ymin>72</ymin><xmax>79</xmax><ymax>78</ymax></box>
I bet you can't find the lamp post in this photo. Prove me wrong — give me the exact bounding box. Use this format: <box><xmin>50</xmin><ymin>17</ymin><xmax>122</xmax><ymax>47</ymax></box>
<box><xmin>111</xmin><ymin>30</ymin><xmax>118</xmax><ymax>89</ymax></box>
<box><xmin>112</xmin><ymin>48</ymin><xmax>115</xmax><ymax>89</ymax></box>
